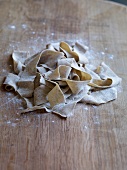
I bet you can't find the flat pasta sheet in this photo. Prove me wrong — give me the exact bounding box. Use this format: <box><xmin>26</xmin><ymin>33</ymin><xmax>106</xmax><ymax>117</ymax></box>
<box><xmin>3</xmin><ymin>41</ymin><xmax>122</xmax><ymax>118</ymax></box>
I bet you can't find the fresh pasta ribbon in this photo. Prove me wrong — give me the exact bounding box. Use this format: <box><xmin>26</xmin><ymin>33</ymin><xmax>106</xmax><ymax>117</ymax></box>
<box><xmin>3</xmin><ymin>41</ymin><xmax>122</xmax><ymax>117</ymax></box>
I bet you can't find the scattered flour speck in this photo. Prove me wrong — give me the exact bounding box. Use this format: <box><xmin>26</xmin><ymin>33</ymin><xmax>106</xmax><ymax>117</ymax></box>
<box><xmin>22</xmin><ymin>24</ymin><xmax>27</xmax><ymax>29</ymax></box>
<box><xmin>51</xmin><ymin>33</ymin><xmax>55</xmax><ymax>36</ymax></box>
<box><xmin>84</xmin><ymin>125</ymin><xmax>88</xmax><ymax>129</ymax></box>
<box><xmin>18</xmin><ymin>106</ymin><xmax>24</xmax><ymax>110</ymax></box>
<box><xmin>92</xmin><ymin>105</ymin><xmax>97</xmax><ymax>109</ymax></box>
<box><xmin>8</xmin><ymin>25</ymin><xmax>16</xmax><ymax>30</ymax></box>
<box><xmin>7</xmin><ymin>120</ymin><xmax>11</xmax><ymax>124</ymax></box>
<box><xmin>11</xmin><ymin>123</ymin><xmax>17</xmax><ymax>127</ymax></box>
<box><xmin>108</xmin><ymin>54</ymin><xmax>114</xmax><ymax>60</ymax></box>
<box><xmin>92</xmin><ymin>115</ymin><xmax>100</xmax><ymax>125</ymax></box>
<box><xmin>2</xmin><ymin>69</ymin><xmax>7</xmax><ymax>73</ymax></box>
<box><xmin>101</xmin><ymin>52</ymin><xmax>105</xmax><ymax>55</ymax></box>
<box><xmin>83</xmin><ymin>107</ymin><xmax>88</xmax><ymax>111</ymax></box>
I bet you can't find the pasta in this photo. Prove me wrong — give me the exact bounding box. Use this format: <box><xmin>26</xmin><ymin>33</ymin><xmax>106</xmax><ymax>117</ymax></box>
<box><xmin>3</xmin><ymin>41</ymin><xmax>122</xmax><ymax>117</ymax></box>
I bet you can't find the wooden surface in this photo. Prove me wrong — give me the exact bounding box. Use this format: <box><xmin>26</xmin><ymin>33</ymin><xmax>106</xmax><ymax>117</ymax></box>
<box><xmin>0</xmin><ymin>0</ymin><xmax>127</xmax><ymax>169</ymax></box>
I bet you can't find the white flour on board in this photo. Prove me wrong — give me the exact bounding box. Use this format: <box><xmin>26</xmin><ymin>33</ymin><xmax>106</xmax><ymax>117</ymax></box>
<box><xmin>0</xmin><ymin>26</ymin><xmax>122</xmax><ymax>127</ymax></box>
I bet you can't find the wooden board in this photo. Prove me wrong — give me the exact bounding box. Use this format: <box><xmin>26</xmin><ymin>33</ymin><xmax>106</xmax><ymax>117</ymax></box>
<box><xmin>0</xmin><ymin>0</ymin><xmax>127</xmax><ymax>169</ymax></box>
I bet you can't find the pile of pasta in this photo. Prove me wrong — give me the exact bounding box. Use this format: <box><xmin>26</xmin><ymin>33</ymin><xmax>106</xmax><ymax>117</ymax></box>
<box><xmin>4</xmin><ymin>41</ymin><xmax>121</xmax><ymax>117</ymax></box>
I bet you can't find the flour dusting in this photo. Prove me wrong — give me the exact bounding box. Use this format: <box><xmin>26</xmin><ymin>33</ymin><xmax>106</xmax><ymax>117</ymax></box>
<box><xmin>1</xmin><ymin>33</ymin><xmax>122</xmax><ymax>127</ymax></box>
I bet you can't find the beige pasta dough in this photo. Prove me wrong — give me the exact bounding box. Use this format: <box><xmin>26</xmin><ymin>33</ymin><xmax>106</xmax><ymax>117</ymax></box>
<box><xmin>3</xmin><ymin>41</ymin><xmax>122</xmax><ymax>118</ymax></box>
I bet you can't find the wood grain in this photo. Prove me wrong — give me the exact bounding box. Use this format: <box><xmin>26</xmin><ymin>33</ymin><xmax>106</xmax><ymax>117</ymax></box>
<box><xmin>0</xmin><ymin>0</ymin><xmax>127</xmax><ymax>169</ymax></box>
